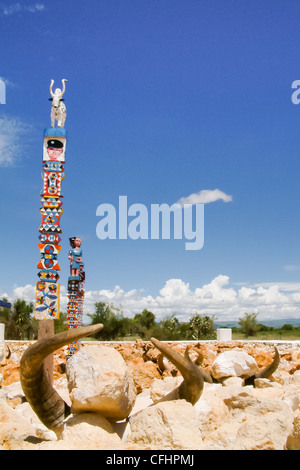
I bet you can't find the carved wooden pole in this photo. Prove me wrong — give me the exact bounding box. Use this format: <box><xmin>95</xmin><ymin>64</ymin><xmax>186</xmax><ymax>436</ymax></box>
<box><xmin>66</xmin><ymin>238</ymin><xmax>85</xmax><ymax>359</ymax></box>
<box><xmin>34</xmin><ymin>80</ymin><xmax>68</xmax><ymax>382</ymax></box>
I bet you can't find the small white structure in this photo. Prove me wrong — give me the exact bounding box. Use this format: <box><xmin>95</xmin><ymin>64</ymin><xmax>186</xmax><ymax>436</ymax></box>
<box><xmin>0</xmin><ymin>323</ymin><xmax>5</xmax><ymax>365</ymax></box>
<box><xmin>217</xmin><ymin>328</ymin><xmax>232</xmax><ymax>341</ymax></box>
<box><xmin>0</xmin><ymin>323</ymin><xmax>5</xmax><ymax>342</ymax></box>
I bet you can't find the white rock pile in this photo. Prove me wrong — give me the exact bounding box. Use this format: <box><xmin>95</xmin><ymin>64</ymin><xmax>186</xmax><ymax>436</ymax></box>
<box><xmin>1</xmin><ymin>345</ymin><xmax>300</xmax><ymax>450</ymax></box>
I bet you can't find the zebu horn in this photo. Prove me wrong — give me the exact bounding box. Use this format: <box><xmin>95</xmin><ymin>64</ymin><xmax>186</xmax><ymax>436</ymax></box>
<box><xmin>245</xmin><ymin>346</ymin><xmax>280</xmax><ymax>386</ymax></box>
<box><xmin>5</xmin><ymin>344</ymin><xmax>11</xmax><ymax>360</ymax></box>
<box><xmin>20</xmin><ymin>323</ymin><xmax>103</xmax><ymax>433</ymax></box>
<box><xmin>150</xmin><ymin>338</ymin><xmax>204</xmax><ymax>405</ymax></box>
<box><xmin>192</xmin><ymin>347</ymin><xmax>213</xmax><ymax>383</ymax></box>
<box><xmin>255</xmin><ymin>346</ymin><xmax>280</xmax><ymax>379</ymax></box>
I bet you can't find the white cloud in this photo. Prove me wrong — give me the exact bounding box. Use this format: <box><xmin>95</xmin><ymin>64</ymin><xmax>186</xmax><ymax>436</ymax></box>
<box><xmin>284</xmin><ymin>265</ymin><xmax>300</xmax><ymax>272</ymax></box>
<box><xmin>0</xmin><ymin>116</ymin><xmax>33</xmax><ymax>166</ymax></box>
<box><xmin>1</xmin><ymin>3</ymin><xmax>45</xmax><ymax>15</ymax></box>
<box><xmin>10</xmin><ymin>275</ymin><xmax>300</xmax><ymax>324</ymax></box>
<box><xmin>176</xmin><ymin>189</ymin><xmax>232</xmax><ymax>207</ymax></box>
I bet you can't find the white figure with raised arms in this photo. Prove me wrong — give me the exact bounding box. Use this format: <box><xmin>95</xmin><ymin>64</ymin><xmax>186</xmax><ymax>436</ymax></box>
<box><xmin>49</xmin><ymin>79</ymin><xmax>68</xmax><ymax>128</ymax></box>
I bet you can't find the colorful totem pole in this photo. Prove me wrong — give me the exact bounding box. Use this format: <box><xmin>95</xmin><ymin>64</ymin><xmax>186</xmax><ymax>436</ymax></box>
<box><xmin>34</xmin><ymin>80</ymin><xmax>68</xmax><ymax>322</ymax></box>
<box><xmin>34</xmin><ymin>79</ymin><xmax>85</xmax><ymax>362</ymax></box>
<box><xmin>66</xmin><ymin>237</ymin><xmax>85</xmax><ymax>358</ymax></box>
<box><xmin>34</xmin><ymin>80</ymin><xmax>68</xmax><ymax>381</ymax></box>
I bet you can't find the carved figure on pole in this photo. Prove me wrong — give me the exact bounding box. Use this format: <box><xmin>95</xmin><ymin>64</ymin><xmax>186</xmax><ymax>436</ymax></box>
<box><xmin>68</xmin><ymin>237</ymin><xmax>82</xmax><ymax>277</ymax></box>
<box><xmin>49</xmin><ymin>79</ymin><xmax>68</xmax><ymax>128</ymax></box>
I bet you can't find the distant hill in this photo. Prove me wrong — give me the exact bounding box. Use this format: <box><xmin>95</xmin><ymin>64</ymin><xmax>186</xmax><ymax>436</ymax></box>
<box><xmin>214</xmin><ymin>318</ymin><xmax>300</xmax><ymax>329</ymax></box>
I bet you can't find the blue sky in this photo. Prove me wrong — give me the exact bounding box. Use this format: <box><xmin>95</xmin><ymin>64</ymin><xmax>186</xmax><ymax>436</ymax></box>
<box><xmin>0</xmin><ymin>0</ymin><xmax>300</xmax><ymax>322</ymax></box>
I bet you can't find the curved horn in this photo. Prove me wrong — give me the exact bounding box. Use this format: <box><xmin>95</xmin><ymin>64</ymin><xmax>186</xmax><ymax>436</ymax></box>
<box><xmin>193</xmin><ymin>347</ymin><xmax>204</xmax><ymax>366</ymax></box>
<box><xmin>20</xmin><ymin>323</ymin><xmax>103</xmax><ymax>434</ymax></box>
<box><xmin>151</xmin><ymin>338</ymin><xmax>204</xmax><ymax>405</ymax></box>
<box><xmin>5</xmin><ymin>344</ymin><xmax>11</xmax><ymax>360</ymax></box>
<box><xmin>49</xmin><ymin>79</ymin><xmax>55</xmax><ymax>97</ymax></box>
<box><xmin>157</xmin><ymin>353</ymin><xmax>167</xmax><ymax>372</ymax></box>
<box><xmin>157</xmin><ymin>353</ymin><xmax>173</xmax><ymax>374</ymax></box>
<box><xmin>61</xmin><ymin>79</ymin><xmax>68</xmax><ymax>96</ymax></box>
<box><xmin>192</xmin><ymin>347</ymin><xmax>213</xmax><ymax>383</ymax></box>
<box><xmin>244</xmin><ymin>347</ymin><xmax>280</xmax><ymax>386</ymax></box>
<box><xmin>255</xmin><ymin>346</ymin><xmax>280</xmax><ymax>379</ymax></box>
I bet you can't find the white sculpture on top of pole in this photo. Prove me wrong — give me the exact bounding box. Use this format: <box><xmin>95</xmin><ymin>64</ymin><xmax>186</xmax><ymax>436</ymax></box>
<box><xmin>49</xmin><ymin>79</ymin><xmax>68</xmax><ymax>128</ymax></box>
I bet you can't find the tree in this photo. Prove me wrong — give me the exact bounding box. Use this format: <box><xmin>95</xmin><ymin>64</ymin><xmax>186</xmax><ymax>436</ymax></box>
<box><xmin>239</xmin><ymin>312</ymin><xmax>258</xmax><ymax>337</ymax></box>
<box><xmin>87</xmin><ymin>302</ymin><xmax>127</xmax><ymax>340</ymax></box>
<box><xmin>5</xmin><ymin>299</ymin><xmax>37</xmax><ymax>340</ymax></box>
<box><xmin>54</xmin><ymin>312</ymin><xmax>68</xmax><ymax>333</ymax></box>
<box><xmin>188</xmin><ymin>314</ymin><xmax>216</xmax><ymax>340</ymax></box>
<box><xmin>149</xmin><ymin>314</ymin><xmax>184</xmax><ymax>340</ymax></box>
<box><xmin>134</xmin><ymin>309</ymin><xmax>156</xmax><ymax>329</ymax></box>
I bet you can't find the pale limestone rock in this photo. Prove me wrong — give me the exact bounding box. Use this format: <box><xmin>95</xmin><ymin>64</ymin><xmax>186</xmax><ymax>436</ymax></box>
<box><xmin>150</xmin><ymin>376</ymin><xmax>183</xmax><ymax>403</ymax></box>
<box><xmin>286</xmin><ymin>410</ymin><xmax>300</xmax><ymax>450</ymax></box>
<box><xmin>194</xmin><ymin>383</ymin><xmax>229</xmax><ymax>438</ymax></box>
<box><xmin>204</xmin><ymin>392</ymin><xmax>294</xmax><ymax>450</ymax></box>
<box><xmin>211</xmin><ymin>350</ymin><xmax>259</xmax><ymax>380</ymax></box>
<box><xmin>222</xmin><ymin>376</ymin><xmax>245</xmax><ymax>387</ymax></box>
<box><xmin>233</xmin><ymin>411</ymin><xmax>293</xmax><ymax>450</ymax></box>
<box><xmin>217</xmin><ymin>382</ymin><xmax>253</xmax><ymax>401</ymax></box>
<box><xmin>53</xmin><ymin>377</ymin><xmax>71</xmax><ymax>407</ymax></box>
<box><xmin>66</xmin><ymin>345</ymin><xmax>136</xmax><ymax>420</ymax></box>
<box><xmin>60</xmin><ymin>413</ymin><xmax>124</xmax><ymax>450</ymax></box>
<box><xmin>254</xmin><ymin>378</ymin><xmax>283</xmax><ymax>388</ymax></box>
<box><xmin>0</xmin><ymin>400</ymin><xmax>37</xmax><ymax>450</ymax></box>
<box><xmin>281</xmin><ymin>384</ymin><xmax>300</xmax><ymax>412</ymax></box>
<box><xmin>15</xmin><ymin>402</ymin><xmax>57</xmax><ymax>441</ymax></box>
<box><xmin>130</xmin><ymin>389</ymin><xmax>153</xmax><ymax>415</ymax></box>
<box><xmin>203</xmin><ymin>419</ymin><xmax>243</xmax><ymax>450</ymax></box>
<box><xmin>128</xmin><ymin>400</ymin><xmax>203</xmax><ymax>450</ymax></box>
<box><xmin>225</xmin><ymin>393</ymin><xmax>294</xmax><ymax>450</ymax></box>
<box><xmin>3</xmin><ymin>381</ymin><xmax>24</xmax><ymax>400</ymax></box>
<box><xmin>291</xmin><ymin>370</ymin><xmax>300</xmax><ymax>385</ymax></box>
<box><xmin>272</xmin><ymin>370</ymin><xmax>292</xmax><ymax>386</ymax></box>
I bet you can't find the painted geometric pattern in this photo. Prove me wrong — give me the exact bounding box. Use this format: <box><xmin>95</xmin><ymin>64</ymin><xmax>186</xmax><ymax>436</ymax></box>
<box><xmin>67</xmin><ymin>341</ymin><xmax>80</xmax><ymax>356</ymax></box>
<box><xmin>39</xmin><ymin>208</ymin><xmax>63</xmax><ymax>233</ymax></box>
<box><xmin>39</xmin><ymin>233</ymin><xmax>61</xmax><ymax>244</ymax></box>
<box><xmin>37</xmin><ymin>244</ymin><xmax>61</xmax><ymax>270</ymax></box>
<box><xmin>35</xmin><ymin>281</ymin><xmax>60</xmax><ymax>320</ymax></box>
<box><xmin>38</xmin><ymin>269</ymin><xmax>60</xmax><ymax>283</ymax></box>
<box><xmin>67</xmin><ymin>278</ymin><xmax>85</xmax><ymax>358</ymax></box>
<box><xmin>38</xmin><ymin>243</ymin><xmax>62</xmax><ymax>255</ymax></box>
<box><xmin>41</xmin><ymin>196</ymin><xmax>63</xmax><ymax>209</ymax></box>
<box><xmin>68</xmin><ymin>277</ymin><xmax>80</xmax><ymax>292</ymax></box>
<box><xmin>41</xmin><ymin>170</ymin><xmax>65</xmax><ymax>197</ymax></box>
<box><xmin>43</xmin><ymin>161</ymin><xmax>64</xmax><ymax>172</ymax></box>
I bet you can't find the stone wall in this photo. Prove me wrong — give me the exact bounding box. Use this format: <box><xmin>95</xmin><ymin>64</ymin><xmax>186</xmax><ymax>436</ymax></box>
<box><xmin>1</xmin><ymin>339</ymin><xmax>300</xmax><ymax>450</ymax></box>
<box><xmin>2</xmin><ymin>339</ymin><xmax>300</xmax><ymax>392</ymax></box>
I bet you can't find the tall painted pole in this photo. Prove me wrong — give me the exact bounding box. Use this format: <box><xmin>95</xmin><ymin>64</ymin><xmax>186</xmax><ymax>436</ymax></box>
<box><xmin>34</xmin><ymin>79</ymin><xmax>68</xmax><ymax>382</ymax></box>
